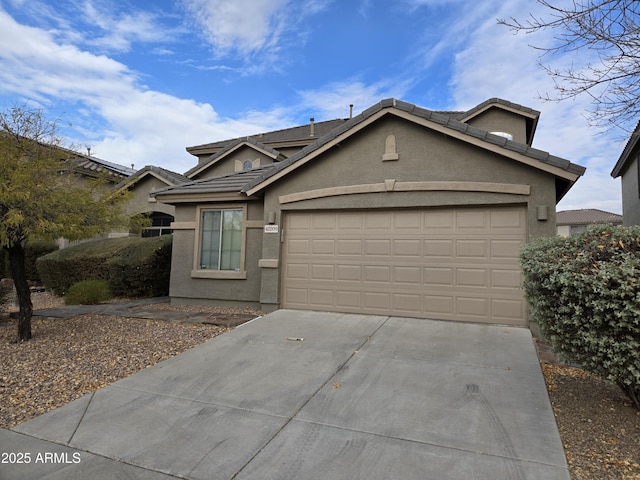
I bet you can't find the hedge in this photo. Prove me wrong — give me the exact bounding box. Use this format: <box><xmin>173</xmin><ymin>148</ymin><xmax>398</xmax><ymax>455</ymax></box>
<box><xmin>37</xmin><ymin>235</ymin><xmax>172</xmax><ymax>298</ymax></box>
<box><xmin>520</xmin><ymin>224</ymin><xmax>640</xmax><ymax>409</ymax></box>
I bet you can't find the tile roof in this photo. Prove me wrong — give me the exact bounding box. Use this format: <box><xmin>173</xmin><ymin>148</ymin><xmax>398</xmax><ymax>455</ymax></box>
<box><xmin>184</xmin><ymin>136</ymin><xmax>285</xmax><ymax>178</ymax></box>
<box><xmin>155</xmin><ymin>98</ymin><xmax>585</xmax><ymax>201</ymax></box>
<box><xmin>186</xmin><ymin>119</ymin><xmax>349</xmax><ymax>153</ymax></box>
<box><xmin>153</xmin><ymin>164</ymin><xmax>277</xmax><ymax>197</ymax></box>
<box><xmin>70</xmin><ymin>155</ymin><xmax>135</xmax><ymax>179</ymax></box>
<box><xmin>241</xmin><ymin>98</ymin><xmax>585</xmax><ymax>194</ymax></box>
<box><xmin>116</xmin><ymin>165</ymin><xmax>189</xmax><ymax>190</ymax></box>
<box><xmin>557</xmin><ymin>209</ymin><xmax>623</xmax><ymax>225</ymax></box>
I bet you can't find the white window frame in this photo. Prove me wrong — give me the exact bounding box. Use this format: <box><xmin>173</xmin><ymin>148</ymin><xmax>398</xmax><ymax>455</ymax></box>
<box><xmin>192</xmin><ymin>204</ymin><xmax>247</xmax><ymax>279</ymax></box>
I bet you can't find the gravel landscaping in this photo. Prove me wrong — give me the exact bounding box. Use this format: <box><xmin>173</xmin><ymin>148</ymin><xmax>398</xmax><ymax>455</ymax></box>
<box><xmin>1</xmin><ymin>292</ymin><xmax>639</xmax><ymax>479</ymax></box>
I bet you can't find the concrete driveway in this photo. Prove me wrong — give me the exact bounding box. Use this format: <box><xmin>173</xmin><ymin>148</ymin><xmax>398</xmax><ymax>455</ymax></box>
<box><xmin>1</xmin><ymin>310</ymin><xmax>569</xmax><ymax>479</ymax></box>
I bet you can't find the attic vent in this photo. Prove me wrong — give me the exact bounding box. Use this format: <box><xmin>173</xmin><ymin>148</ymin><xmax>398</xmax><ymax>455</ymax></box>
<box><xmin>490</xmin><ymin>131</ymin><xmax>513</xmax><ymax>141</ymax></box>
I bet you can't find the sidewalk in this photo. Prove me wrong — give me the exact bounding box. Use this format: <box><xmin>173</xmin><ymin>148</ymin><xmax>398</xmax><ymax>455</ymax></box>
<box><xmin>32</xmin><ymin>297</ymin><xmax>258</xmax><ymax>328</ymax></box>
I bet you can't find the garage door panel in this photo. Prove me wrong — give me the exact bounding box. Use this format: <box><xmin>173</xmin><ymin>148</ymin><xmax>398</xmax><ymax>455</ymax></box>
<box><xmin>311</xmin><ymin>239</ymin><xmax>335</xmax><ymax>255</ymax></box>
<box><xmin>364</xmin><ymin>265</ymin><xmax>391</xmax><ymax>282</ymax></box>
<box><xmin>424</xmin><ymin>240</ymin><xmax>453</xmax><ymax>257</ymax></box>
<box><xmin>490</xmin><ymin>239</ymin><xmax>524</xmax><ymax>258</ymax></box>
<box><xmin>311</xmin><ymin>213</ymin><xmax>337</xmax><ymax>230</ymax></box>
<box><xmin>283</xmin><ymin>207</ymin><xmax>527</xmax><ymax>325</ymax></box>
<box><xmin>424</xmin><ymin>211</ymin><xmax>454</xmax><ymax>229</ymax></box>
<box><xmin>337</xmin><ymin>265</ymin><xmax>362</xmax><ymax>281</ymax></box>
<box><xmin>311</xmin><ymin>264</ymin><xmax>335</xmax><ymax>280</ymax></box>
<box><xmin>394</xmin><ymin>211</ymin><xmax>422</xmax><ymax>229</ymax></box>
<box><xmin>456</xmin><ymin>210</ymin><xmax>489</xmax><ymax>230</ymax></box>
<box><xmin>287</xmin><ymin>239</ymin><xmax>310</xmax><ymax>255</ymax></box>
<box><xmin>336</xmin><ymin>290</ymin><xmax>361</xmax><ymax>308</ymax></box>
<box><xmin>393</xmin><ymin>266</ymin><xmax>421</xmax><ymax>284</ymax></box>
<box><xmin>337</xmin><ymin>239</ymin><xmax>363</xmax><ymax>255</ymax></box>
<box><xmin>392</xmin><ymin>293</ymin><xmax>422</xmax><ymax>313</ymax></box>
<box><xmin>424</xmin><ymin>295</ymin><xmax>455</xmax><ymax>315</ymax></box>
<box><xmin>491</xmin><ymin>209</ymin><xmax>525</xmax><ymax>229</ymax></box>
<box><xmin>394</xmin><ymin>239</ymin><xmax>421</xmax><ymax>256</ymax></box>
<box><xmin>492</xmin><ymin>298</ymin><xmax>525</xmax><ymax>322</ymax></box>
<box><xmin>309</xmin><ymin>289</ymin><xmax>334</xmax><ymax>307</ymax></box>
<box><xmin>457</xmin><ymin>268</ymin><xmax>488</xmax><ymax>287</ymax></box>
<box><xmin>364</xmin><ymin>239</ymin><xmax>391</xmax><ymax>255</ymax></box>
<box><xmin>284</xmin><ymin>288</ymin><xmax>308</xmax><ymax>305</ymax></box>
<box><xmin>456</xmin><ymin>240</ymin><xmax>488</xmax><ymax>258</ymax></box>
<box><xmin>457</xmin><ymin>297</ymin><xmax>488</xmax><ymax>317</ymax></box>
<box><xmin>286</xmin><ymin>263</ymin><xmax>309</xmax><ymax>279</ymax></box>
<box><xmin>424</xmin><ymin>267</ymin><xmax>453</xmax><ymax>286</ymax></box>
<box><xmin>491</xmin><ymin>269</ymin><xmax>522</xmax><ymax>288</ymax></box>
<box><xmin>363</xmin><ymin>292</ymin><xmax>391</xmax><ymax>310</ymax></box>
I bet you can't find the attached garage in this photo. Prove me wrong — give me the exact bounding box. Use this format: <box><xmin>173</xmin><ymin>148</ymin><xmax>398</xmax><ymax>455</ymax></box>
<box><xmin>282</xmin><ymin>206</ymin><xmax>527</xmax><ymax>325</ymax></box>
<box><xmin>154</xmin><ymin>98</ymin><xmax>586</xmax><ymax>327</ymax></box>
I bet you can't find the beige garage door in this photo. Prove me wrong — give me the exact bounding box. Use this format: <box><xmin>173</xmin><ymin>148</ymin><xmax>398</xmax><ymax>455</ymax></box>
<box><xmin>282</xmin><ymin>207</ymin><xmax>527</xmax><ymax>325</ymax></box>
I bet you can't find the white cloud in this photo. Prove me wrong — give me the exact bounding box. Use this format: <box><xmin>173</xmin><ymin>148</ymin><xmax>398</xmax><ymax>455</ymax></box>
<box><xmin>79</xmin><ymin>0</ymin><xmax>174</xmax><ymax>52</ymax></box>
<box><xmin>443</xmin><ymin>0</ymin><xmax>623</xmax><ymax>213</ymax></box>
<box><xmin>296</xmin><ymin>78</ymin><xmax>412</xmax><ymax>120</ymax></box>
<box><xmin>180</xmin><ymin>0</ymin><xmax>332</xmax><ymax>64</ymax></box>
<box><xmin>0</xmin><ymin>7</ymin><xmax>293</xmax><ymax>173</ymax></box>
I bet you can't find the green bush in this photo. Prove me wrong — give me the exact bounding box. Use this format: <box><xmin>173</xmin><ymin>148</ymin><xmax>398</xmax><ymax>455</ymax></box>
<box><xmin>64</xmin><ymin>279</ymin><xmax>112</xmax><ymax>305</ymax></box>
<box><xmin>520</xmin><ymin>224</ymin><xmax>640</xmax><ymax>409</ymax></box>
<box><xmin>37</xmin><ymin>235</ymin><xmax>172</xmax><ymax>297</ymax></box>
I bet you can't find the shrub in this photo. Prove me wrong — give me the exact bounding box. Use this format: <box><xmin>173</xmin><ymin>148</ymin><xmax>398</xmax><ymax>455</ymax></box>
<box><xmin>24</xmin><ymin>240</ymin><xmax>58</xmax><ymax>282</ymax></box>
<box><xmin>37</xmin><ymin>235</ymin><xmax>172</xmax><ymax>297</ymax></box>
<box><xmin>64</xmin><ymin>280</ymin><xmax>112</xmax><ymax>305</ymax></box>
<box><xmin>520</xmin><ymin>224</ymin><xmax>640</xmax><ymax>409</ymax></box>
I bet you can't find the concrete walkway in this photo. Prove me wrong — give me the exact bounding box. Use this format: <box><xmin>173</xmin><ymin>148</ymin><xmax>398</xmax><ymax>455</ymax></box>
<box><xmin>1</xmin><ymin>310</ymin><xmax>569</xmax><ymax>479</ymax></box>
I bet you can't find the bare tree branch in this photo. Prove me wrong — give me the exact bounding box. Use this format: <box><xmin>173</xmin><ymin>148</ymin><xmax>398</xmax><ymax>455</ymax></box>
<box><xmin>498</xmin><ymin>0</ymin><xmax>640</xmax><ymax>133</ymax></box>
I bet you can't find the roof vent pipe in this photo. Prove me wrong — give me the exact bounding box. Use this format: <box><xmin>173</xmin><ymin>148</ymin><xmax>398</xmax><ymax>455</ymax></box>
<box><xmin>310</xmin><ymin>117</ymin><xmax>315</xmax><ymax>137</ymax></box>
<box><xmin>349</xmin><ymin>104</ymin><xmax>353</xmax><ymax>119</ymax></box>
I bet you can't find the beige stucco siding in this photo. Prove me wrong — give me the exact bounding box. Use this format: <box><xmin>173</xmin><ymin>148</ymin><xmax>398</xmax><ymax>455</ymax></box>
<box><xmin>168</xmin><ymin>200</ymin><xmax>265</xmax><ymax>306</ymax></box>
<box><xmin>619</xmin><ymin>156</ymin><xmax>640</xmax><ymax>226</ymax></box>
<box><xmin>126</xmin><ymin>176</ymin><xmax>175</xmax><ymax>217</ymax></box>
<box><xmin>190</xmin><ymin>146</ymin><xmax>277</xmax><ymax>180</ymax></box>
<box><xmin>263</xmin><ymin>116</ymin><xmax>556</xmax><ymax>236</ymax></box>
<box><xmin>464</xmin><ymin>108</ymin><xmax>529</xmax><ymax>144</ymax></box>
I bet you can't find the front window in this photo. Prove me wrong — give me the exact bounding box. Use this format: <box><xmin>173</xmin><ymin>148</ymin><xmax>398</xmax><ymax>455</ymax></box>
<box><xmin>200</xmin><ymin>209</ymin><xmax>243</xmax><ymax>270</ymax></box>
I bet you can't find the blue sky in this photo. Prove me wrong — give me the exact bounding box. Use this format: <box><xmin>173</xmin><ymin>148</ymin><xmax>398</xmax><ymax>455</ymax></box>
<box><xmin>0</xmin><ymin>0</ymin><xmax>625</xmax><ymax>213</ymax></box>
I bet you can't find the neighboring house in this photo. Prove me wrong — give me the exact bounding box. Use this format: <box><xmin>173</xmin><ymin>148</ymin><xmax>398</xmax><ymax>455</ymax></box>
<box><xmin>152</xmin><ymin>98</ymin><xmax>586</xmax><ymax>327</ymax></box>
<box><xmin>556</xmin><ymin>209</ymin><xmax>623</xmax><ymax>236</ymax></box>
<box><xmin>115</xmin><ymin>165</ymin><xmax>189</xmax><ymax>237</ymax></box>
<box><xmin>58</xmin><ymin>151</ymin><xmax>136</xmax><ymax>248</ymax></box>
<box><xmin>611</xmin><ymin>124</ymin><xmax>640</xmax><ymax>225</ymax></box>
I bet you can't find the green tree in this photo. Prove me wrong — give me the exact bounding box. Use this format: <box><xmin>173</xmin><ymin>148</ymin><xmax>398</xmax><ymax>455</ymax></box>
<box><xmin>0</xmin><ymin>105</ymin><xmax>130</xmax><ymax>342</ymax></box>
<box><xmin>499</xmin><ymin>1</ymin><xmax>640</xmax><ymax>132</ymax></box>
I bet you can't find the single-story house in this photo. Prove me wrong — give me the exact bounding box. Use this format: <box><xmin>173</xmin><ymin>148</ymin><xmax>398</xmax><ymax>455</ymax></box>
<box><xmin>152</xmin><ymin>98</ymin><xmax>585</xmax><ymax>327</ymax></box>
<box><xmin>556</xmin><ymin>209</ymin><xmax>623</xmax><ymax>237</ymax></box>
<box><xmin>611</xmin><ymin>123</ymin><xmax>640</xmax><ymax>225</ymax></box>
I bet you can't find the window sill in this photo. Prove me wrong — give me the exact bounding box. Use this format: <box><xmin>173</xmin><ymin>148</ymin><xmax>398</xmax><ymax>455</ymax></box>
<box><xmin>190</xmin><ymin>270</ymin><xmax>247</xmax><ymax>280</ymax></box>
